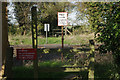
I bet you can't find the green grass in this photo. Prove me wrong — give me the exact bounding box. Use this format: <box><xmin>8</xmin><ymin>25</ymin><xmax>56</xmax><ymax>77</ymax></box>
<box><xmin>39</xmin><ymin>37</ymin><xmax>63</xmax><ymax>44</ymax></box>
<box><xmin>12</xmin><ymin>60</ymin><xmax>119</xmax><ymax>79</ymax></box>
<box><xmin>12</xmin><ymin>61</ymin><xmax>83</xmax><ymax>79</ymax></box>
<box><xmin>38</xmin><ymin>61</ymin><xmax>64</xmax><ymax>68</ymax></box>
<box><xmin>9</xmin><ymin>35</ymin><xmax>64</xmax><ymax>45</ymax></box>
<box><xmin>9</xmin><ymin>33</ymin><xmax>94</xmax><ymax>45</ymax></box>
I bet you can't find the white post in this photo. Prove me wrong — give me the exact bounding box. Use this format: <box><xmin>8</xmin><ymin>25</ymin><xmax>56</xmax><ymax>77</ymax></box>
<box><xmin>44</xmin><ymin>24</ymin><xmax>50</xmax><ymax>44</ymax></box>
<box><xmin>46</xmin><ymin>25</ymin><xmax>48</xmax><ymax>44</ymax></box>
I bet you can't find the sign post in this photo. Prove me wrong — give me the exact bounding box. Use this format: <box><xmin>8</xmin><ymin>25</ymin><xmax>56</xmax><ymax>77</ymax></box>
<box><xmin>58</xmin><ymin>12</ymin><xmax>68</xmax><ymax>48</ymax></box>
<box><xmin>44</xmin><ymin>24</ymin><xmax>50</xmax><ymax>44</ymax></box>
<box><xmin>31</xmin><ymin>6</ymin><xmax>38</xmax><ymax>80</ymax></box>
<box><xmin>61</xmin><ymin>26</ymin><xmax>64</xmax><ymax>48</ymax></box>
<box><xmin>58</xmin><ymin>12</ymin><xmax>68</xmax><ymax>62</ymax></box>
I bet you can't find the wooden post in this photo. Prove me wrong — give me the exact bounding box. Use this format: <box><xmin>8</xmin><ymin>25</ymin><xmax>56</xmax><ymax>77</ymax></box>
<box><xmin>65</xmin><ymin>27</ymin><xmax>67</xmax><ymax>36</ymax></box>
<box><xmin>5</xmin><ymin>47</ymin><xmax>13</xmax><ymax>78</ymax></box>
<box><xmin>72</xmin><ymin>25</ymin><xmax>74</xmax><ymax>35</ymax></box>
<box><xmin>0</xmin><ymin>1</ymin><xmax>2</xmax><ymax>79</ymax></box>
<box><xmin>31</xmin><ymin>6</ymin><xmax>38</xmax><ymax>80</ymax></box>
<box><xmin>1</xmin><ymin>2</ymin><xmax>9</xmax><ymax>79</ymax></box>
<box><xmin>88</xmin><ymin>40</ymin><xmax>95</xmax><ymax>80</ymax></box>
<box><xmin>0</xmin><ymin>1</ymin><xmax>2</xmax><ymax>71</ymax></box>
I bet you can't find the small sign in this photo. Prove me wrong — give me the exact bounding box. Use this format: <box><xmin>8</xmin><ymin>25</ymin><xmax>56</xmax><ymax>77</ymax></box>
<box><xmin>17</xmin><ymin>49</ymin><xmax>37</xmax><ymax>60</ymax></box>
<box><xmin>44</xmin><ymin>24</ymin><xmax>50</xmax><ymax>31</ymax></box>
<box><xmin>58</xmin><ymin>12</ymin><xmax>68</xmax><ymax>26</ymax></box>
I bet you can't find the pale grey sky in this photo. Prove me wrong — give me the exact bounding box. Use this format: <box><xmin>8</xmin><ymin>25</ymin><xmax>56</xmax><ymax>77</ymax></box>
<box><xmin>8</xmin><ymin>1</ymin><xmax>18</xmax><ymax>25</ymax></box>
<box><xmin>68</xmin><ymin>7</ymin><xmax>88</xmax><ymax>26</ymax></box>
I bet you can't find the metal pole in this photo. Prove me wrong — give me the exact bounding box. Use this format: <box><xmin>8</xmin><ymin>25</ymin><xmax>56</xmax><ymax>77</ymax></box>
<box><xmin>46</xmin><ymin>25</ymin><xmax>48</xmax><ymax>44</ymax></box>
<box><xmin>62</xmin><ymin>26</ymin><xmax>64</xmax><ymax>48</ymax></box>
<box><xmin>61</xmin><ymin>26</ymin><xmax>64</xmax><ymax>62</ymax></box>
<box><xmin>31</xmin><ymin>6</ymin><xmax>38</xmax><ymax>80</ymax></box>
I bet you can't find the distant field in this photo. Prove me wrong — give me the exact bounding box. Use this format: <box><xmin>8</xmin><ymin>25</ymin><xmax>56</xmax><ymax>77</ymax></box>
<box><xmin>8</xmin><ymin>33</ymin><xmax>94</xmax><ymax>45</ymax></box>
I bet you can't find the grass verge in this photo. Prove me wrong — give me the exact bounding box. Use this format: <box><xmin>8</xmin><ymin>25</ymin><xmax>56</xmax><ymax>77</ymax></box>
<box><xmin>12</xmin><ymin>61</ymin><xmax>119</xmax><ymax>79</ymax></box>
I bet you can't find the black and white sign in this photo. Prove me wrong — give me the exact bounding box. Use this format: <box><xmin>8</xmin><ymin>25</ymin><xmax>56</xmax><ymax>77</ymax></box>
<box><xmin>44</xmin><ymin>24</ymin><xmax>50</xmax><ymax>31</ymax></box>
<box><xmin>58</xmin><ymin>12</ymin><xmax>68</xmax><ymax>26</ymax></box>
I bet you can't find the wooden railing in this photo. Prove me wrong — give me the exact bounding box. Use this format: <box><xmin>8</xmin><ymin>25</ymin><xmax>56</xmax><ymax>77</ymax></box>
<box><xmin>52</xmin><ymin>27</ymin><xmax>73</xmax><ymax>36</ymax></box>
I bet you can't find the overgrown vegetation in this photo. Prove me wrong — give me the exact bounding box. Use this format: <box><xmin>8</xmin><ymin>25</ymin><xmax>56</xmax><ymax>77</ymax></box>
<box><xmin>77</xmin><ymin>2</ymin><xmax>120</xmax><ymax>76</ymax></box>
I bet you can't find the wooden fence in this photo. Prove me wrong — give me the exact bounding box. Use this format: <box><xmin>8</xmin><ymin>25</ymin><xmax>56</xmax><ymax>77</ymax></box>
<box><xmin>52</xmin><ymin>27</ymin><xmax>73</xmax><ymax>37</ymax></box>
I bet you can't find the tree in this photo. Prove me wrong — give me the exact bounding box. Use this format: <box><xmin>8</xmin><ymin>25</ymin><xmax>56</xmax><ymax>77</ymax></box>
<box><xmin>96</xmin><ymin>3</ymin><xmax>120</xmax><ymax>75</ymax></box>
<box><xmin>77</xmin><ymin>2</ymin><xmax>120</xmax><ymax>76</ymax></box>
<box><xmin>37</xmin><ymin>2</ymin><xmax>73</xmax><ymax>36</ymax></box>
<box><xmin>76</xmin><ymin>2</ymin><xmax>105</xmax><ymax>31</ymax></box>
<box><xmin>14</xmin><ymin>2</ymin><xmax>35</xmax><ymax>35</ymax></box>
<box><xmin>13</xmin><ymin>2</ymin><xmax>73</xmax><ymax>36</ymax></box>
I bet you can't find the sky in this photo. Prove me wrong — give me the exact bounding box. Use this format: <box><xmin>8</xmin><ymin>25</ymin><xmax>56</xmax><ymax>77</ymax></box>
<box><xmin>68</xmin><ymin>7</ymin><xmax>88</xmax><ymax>26</ymax></box>
<box><xmin>8</xmin><ymin>1</ymin><xmax>18</xmax><ymax>25</ymax></box>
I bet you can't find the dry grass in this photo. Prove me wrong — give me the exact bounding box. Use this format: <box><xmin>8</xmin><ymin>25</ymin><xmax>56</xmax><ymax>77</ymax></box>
<box><xmin>65</xmin><ymin>33</ymin><xmax>94</xmax><ymax>45</ymax></box>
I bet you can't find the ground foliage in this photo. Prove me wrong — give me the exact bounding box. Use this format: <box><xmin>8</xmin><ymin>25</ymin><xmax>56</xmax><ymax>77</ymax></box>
<box><xmin>77</xmin><ymin>2</ymin><xmax>120</xmax><ymax>77</ymax></box>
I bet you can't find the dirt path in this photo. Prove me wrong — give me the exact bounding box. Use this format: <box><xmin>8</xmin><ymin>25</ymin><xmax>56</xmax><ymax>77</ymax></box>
<box><xmin>11</xmin><ymin>44</ymin><xmax>84</xmax><ymax>48</ymax></box>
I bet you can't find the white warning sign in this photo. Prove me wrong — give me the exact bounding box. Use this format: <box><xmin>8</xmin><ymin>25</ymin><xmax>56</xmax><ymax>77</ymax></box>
<box><xmin>58</xmin><ymin>12</ymin><xmax>68</xmax><ymax>26</ymax></box>
<box><xmin>44</xmin><ymin>24</ymin><xmax>50</xmax><ymax>31</ymax></box>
